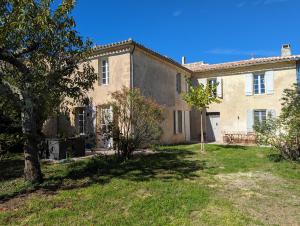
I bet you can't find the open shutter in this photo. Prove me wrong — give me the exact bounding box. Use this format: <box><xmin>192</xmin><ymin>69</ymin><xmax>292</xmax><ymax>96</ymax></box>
<box><xmin>245</xmin><ymin>74</ymin><xmax>253</xmax><ymax>96</ymax></box>
<box><xmin>198</xmin><ymin>78</ymin><xmax>207</xmax><ymax>87</ymax></box>
<box><xmin>265</xmin><ymin>71</ymin><xmax>274</xmax><ymax>94</ymax></box>
<box><xmin>247</xmin><ymin>110</ymin><xmax>254</xmax><ymax>132</ymax></box>
<box><xmin>267</xmin><ymin>109</ymin><xmax>276</xmax><ymax>118</ymax></box>
<box><xmin>98</xmin><ymin>59</ymin><xmax>102</xmax><ymax>85</ymax></box>
<box><xmin>217</xmin><ymin>77</ymin><xmax>223</xmax><ymax>98</ymax></box>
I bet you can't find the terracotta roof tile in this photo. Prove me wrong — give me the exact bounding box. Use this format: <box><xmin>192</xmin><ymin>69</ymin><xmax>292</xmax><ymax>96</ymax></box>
<box><xmin>185</xmin><ymin>55</ymin><xmax>300</xmax><ymax>72</ymax></box>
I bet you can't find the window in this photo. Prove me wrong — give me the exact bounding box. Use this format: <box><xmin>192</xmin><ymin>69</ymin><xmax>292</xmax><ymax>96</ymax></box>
<box><xmin>208</xmin><ymin>78</ymin><xmax>217</xmax><ymax>97</ymax></box>
<box><xmin>176</xmin><ymin>73</ymin><xmax>181</xmax><ymax>93</ymax></box>
<box><xmin>253</xmin><ymin>74</ymin><xmax>265</xmax><ymax>94</ymax></box>
<box><xmin>101</xmin><ymin>107</ymin><xmax>112</xmax><ymax>133</ymax></box>
<box><xmin>101</xmin><ymin>59</ymin><xmax>109</xmax><ymax>85</ymax></box>
<box><xmin>177</xmin><ymin>110</ymin><xmax>182</xmax><ymax>133</ymax></box>
<box><xmin>254</xmin><ymin>110</ymin><xmax>267</xmax><ymax>125</ymax></box>
<box><xmin>76</xmin><ymin>107</ymin><xmax>86</xmax><ymax>135</ymax></box>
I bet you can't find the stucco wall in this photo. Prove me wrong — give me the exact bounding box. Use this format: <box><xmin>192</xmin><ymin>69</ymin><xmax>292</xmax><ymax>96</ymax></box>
<box><xmin>133</xmin><ymin>49</ymin><xmax>192</xmax><ymax>144</ymax></box>
<box><xmin>192</xmin><ymin>61</ymin><xmax>297</xmax><ymax>142</ymax></box>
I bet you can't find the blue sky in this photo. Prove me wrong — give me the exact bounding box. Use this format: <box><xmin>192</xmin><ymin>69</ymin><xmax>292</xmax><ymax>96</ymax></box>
<box><xmin>71</xmin><ymin>0</ymin><xmax>300</xmax><ymax>64</ymax></box>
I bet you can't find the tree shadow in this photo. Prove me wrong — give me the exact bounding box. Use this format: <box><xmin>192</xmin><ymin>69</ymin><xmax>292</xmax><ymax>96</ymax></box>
<box><xmin>0</xmin><ymin>149</ymin><xmax>206</xmax><ymax>202</ymax></box>
<box><xmin>0</xmin><ymin>157</ymin><xmax>24</xmax><ymax>181</ymax></box>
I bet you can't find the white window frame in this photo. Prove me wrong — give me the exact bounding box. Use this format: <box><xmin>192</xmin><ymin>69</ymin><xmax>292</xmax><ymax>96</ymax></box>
<box><xmin>254</xmin><ymin>109</ymin><xmax>267</xmax><ymax>125</ymax></box>
<box><xmin>253</xmin><ymin>73</ymin><xmax>265</xmax><ymax>95</ymax></box>
<box><xmin>77</xmin><ymin>107</ymin><xmax>86</xmax><ymax>135</ymax></box>
<box><xmin>208</xmin><ymin>78</ymin><xmax>217</xmax><ymax>97</ymax></box>
<box><xmin>101</xmin><ymin>58</ymin><xmax>109</xmax><ymax>85</ymax></box>
<box><xmin>101</xmin><ymin>106</ymin><xmax>112</xmax><ymax>133</ymax></box>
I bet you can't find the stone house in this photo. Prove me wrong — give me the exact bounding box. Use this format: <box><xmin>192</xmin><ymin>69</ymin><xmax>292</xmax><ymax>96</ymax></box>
<box><xmin>185</xmin><ymin>44</ymin><xmax>300</xmax><ymax>142</ymax></box>
<box><xmin>66</xmin><ymin>40</ymin><xmax>299</xmax><ymax>146</ymax></box>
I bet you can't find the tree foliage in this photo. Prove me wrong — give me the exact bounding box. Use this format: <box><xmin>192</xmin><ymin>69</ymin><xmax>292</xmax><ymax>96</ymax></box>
<box><xmin>182</xmin><ymin>79</ymin><xmax>221</xmax><ymax>151</ymax></box>
<box><xmin>102</xmin><ymin>87</ymin><xmax>164</xmax><ymax>160</ymax></box>
<box><xmin>254</xmin><ymin>84</ymin><xmax>300</xmax><ymax>161</ymax></box>
<box><xmin>0</xmin><ymin>0</ymin><xmax>97</xmax><ymax>182</ymax></box>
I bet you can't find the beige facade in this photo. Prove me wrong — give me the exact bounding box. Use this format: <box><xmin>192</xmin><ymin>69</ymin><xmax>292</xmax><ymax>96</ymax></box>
<box><xmin>70</xmin><ymin>40</ymin><xmax>192</xmax><ymax>147</ymax></box>
<box><xmin>190</xmin><ymin>61</ymin><xmax>299</xmax><ymax>142</ymax></box>
<box><xmin>63</xmin><ymin>40</ymin><xmax>300</xmax><ymax>146</ymax></box>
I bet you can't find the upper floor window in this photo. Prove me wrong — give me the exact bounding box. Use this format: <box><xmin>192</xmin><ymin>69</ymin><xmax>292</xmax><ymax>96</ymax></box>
<box><xmin>253</xmin><ymin>74</ymin><xmax>265</xmax><ymax>94</ymax></box>
<box><xmin>100</xmin><ymin>59</ymin><xmax>109</xmax><ymax>85</ymax></box>
<box><xmin>208</xmin><ymin>78</ymin><xmax>217</xmax><ymax>97</ymax></box>
<box><xmin>254</xmin><ymin>109</ymin><xmax>266</xmax><ymax>125</ymax></box>
<box><xmin>176</xmin><ymin>73</ymin><xmax>182</xmax><ymax>93</ymax></box>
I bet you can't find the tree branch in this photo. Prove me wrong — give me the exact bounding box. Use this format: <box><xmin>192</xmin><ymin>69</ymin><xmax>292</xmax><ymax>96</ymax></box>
<box><xmin>0</xmin><ymin>49</ymin><xmax>30</xmax><ymax>75</ymax></box>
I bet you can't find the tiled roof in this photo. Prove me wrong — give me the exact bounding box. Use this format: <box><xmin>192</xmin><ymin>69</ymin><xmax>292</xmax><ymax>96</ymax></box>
<box><xmin>185</xmin><ymin>55</ymin><xmax>300</xmax><ymax>72</ymax></box>
<box><xmin>93</xmin><ymin>39</ymin><xmax>192</xmax><ymax>73</ymax></box>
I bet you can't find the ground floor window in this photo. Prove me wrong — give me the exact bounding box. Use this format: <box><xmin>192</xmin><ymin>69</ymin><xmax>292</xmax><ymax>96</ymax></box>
<box><xmin>100</xmin><ymin>106</ymin><xmax>112</xmax><ymax>133</ymax></box>
<box><xmin>173</xmin><ymin>110</ymin><xmax>183</xmax><ymax>134</ymax></box>
<box><xmin>75</xmin><ymin>107</ymin><xmax>86</xmax><ymax>135</ymax></box>
<box><xmin>254</xmin><ymin>110</ymin><xmax>267</xmax><ymax>125</ymax></box>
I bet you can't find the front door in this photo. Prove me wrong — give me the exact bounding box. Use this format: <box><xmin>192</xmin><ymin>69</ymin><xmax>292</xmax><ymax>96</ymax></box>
<box><xmin>206</xmin><ymin>112</ymin><xmax>220</xmax><ymax>142</ymax></box>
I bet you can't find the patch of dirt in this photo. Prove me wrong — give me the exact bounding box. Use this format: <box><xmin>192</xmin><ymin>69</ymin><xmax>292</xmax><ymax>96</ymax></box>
<box><xmin>0</xmin><ymin>189</ymin><xmax>57</xmax><ymax>211</ymax></box>
<box><xmin>135</xmin><ymin>188</ymin><xmax>152</xmax><ymax>199</ymax></box>
<box><xmin>215</xmin><ymin>171</ymin><xmax>300</xmax><ymax>226</ymax></box>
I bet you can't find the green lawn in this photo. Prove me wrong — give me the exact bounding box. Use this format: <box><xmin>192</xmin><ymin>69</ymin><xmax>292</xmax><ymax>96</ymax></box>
<box><xmin>0</xmin><ymin>144</ymin><xmax>299</xmax><ymax>226</ymax></box>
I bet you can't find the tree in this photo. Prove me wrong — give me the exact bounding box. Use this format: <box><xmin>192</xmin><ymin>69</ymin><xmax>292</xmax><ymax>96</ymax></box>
<box><xmin>101</xmin><ymin>87</ymin><xmax>164</xmax><ymax>160</ymax></box>
<box><xmin>0</xmin><ymin>0</ymin><xmax>97</xmax><ymax>182</ymax></box>
<box><xmin>254</xmin><ymin>84</ymin><xmax>300</xmax><ymax>161</ymax></box>
<box><xmin>182</xmin><ymin>79</ymin><xmax>220</xmax><ymax>151</ymax></box>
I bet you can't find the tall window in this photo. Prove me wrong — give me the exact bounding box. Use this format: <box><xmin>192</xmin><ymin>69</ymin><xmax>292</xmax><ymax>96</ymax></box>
<box><xmin>177</xmin><ymin>110</ymin><xmax>182</xmax><ymax>133</ymax></box>
<box><xmin>208</xmin><ymin>78</ymin><xmax>217</xmax><ymax>97</ymax></box>
<box><xmin>101</xmin><ymin>59</ymin><xmax>109</xmax><ymax>85</ymax></box>
<box><xmin>254</xmin><ymin>110</ymin><xmax>266</xmax><ymax>125</ymax></box>
<box><xmin>76</xmin><ymin>107</ymin><xmax>85</xmax><ymax>135</ymax></box>
<box><xmin>176</xmin><ymin>73</ymin><xmax>181</xmax><ymax>93</ymax></box>
<box><xmin>253</xmin><ymin>74</ymin><xmax>265</xmax><ymax>94</ymax></box>
<box><xmin>101</xmin><ymin>107</ymin><xmax>112</xmax><ymax>133</ymax></box>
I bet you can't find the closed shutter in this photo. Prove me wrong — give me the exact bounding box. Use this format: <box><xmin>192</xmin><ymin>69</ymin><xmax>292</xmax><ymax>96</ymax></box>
<box><xmin>247</xmin><ymin>110</ymin><xmax>254</xmax><ymax>132</ymax></box>
<box><xmin>265</xmin><ymin>71</ymin><xmax>274</xmax><ymax>94</ymax></box>
<box><xmin>245</xmin><ymin>74</ymin><xmax>253</xmax><ymax>96</ymax></box>
<box><xmin>217</xmin><ymin>77</ymin><xmax>223</xmax><ymax>98</ymax></box>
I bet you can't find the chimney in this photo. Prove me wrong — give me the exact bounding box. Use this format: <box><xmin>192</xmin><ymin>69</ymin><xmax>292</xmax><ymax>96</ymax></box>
<box><xmin>181</xmin><ymin>56</ymin><xmax>186</xmax><ymax>64</ymax></box>
<box><xmin>281</xmin><ymin>44</ymin><xmax>292</xmax><ymax>57</ymax></box>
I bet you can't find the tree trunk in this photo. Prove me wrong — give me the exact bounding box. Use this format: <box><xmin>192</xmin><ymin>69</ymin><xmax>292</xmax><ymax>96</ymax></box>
<box><xmin>200</xmin><ymin>110</ymin><xmax>205</xmax><ymax>151</ymax></box>
<box><xmin>22</xmin><ymin>95</ymin><xmax>43</xmax><ymax>183</ymax></box>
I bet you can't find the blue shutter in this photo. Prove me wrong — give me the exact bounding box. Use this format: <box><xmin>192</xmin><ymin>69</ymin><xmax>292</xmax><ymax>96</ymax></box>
<box><xmin>247</xmin><ymin>110</ymin><xmax>254</xmax><ymax>132</ymax></box>
<box><xmin>245</xmin><ymin>74</ymin><xmax>253</xmax><ymax>96</ymax></box>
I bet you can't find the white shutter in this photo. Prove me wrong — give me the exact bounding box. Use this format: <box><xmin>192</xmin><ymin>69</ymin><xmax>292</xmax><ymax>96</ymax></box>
<box><xmin>267</xmin><ymin>109</ymin><xmax>276</xmax><ymax>118</ymax></box>
<box><xmin>245</xmin><ymin>73</ymin><xmax>253</xmax><ymax>96</ymax></box>
<box><xmin>92</xmin><ymin>105</ymin><xmax>97</xmax><ymax>133</ymax></box>
<box><xmin>198</xmin><ymin>78</ymin><xmax>207</xmax><ymax>87</ymax></box>
<box><xmin>217</xmin><ymin>77</ymin><xmax>223</xmax><ymax>98</ymax></box>
<box><xmin>265</xmin><ymin>71</ymin><xmax>274</xmax><ymax>94</ymax></box>
<box><xmin>184</xmin><ymin>111</ymin><xmax>191</xmax><ymax>141</ymax></box>
<box><xmin>247</xmin><ymin>110</ymin><xmax>254</xmax><ymax>132</ymax></box>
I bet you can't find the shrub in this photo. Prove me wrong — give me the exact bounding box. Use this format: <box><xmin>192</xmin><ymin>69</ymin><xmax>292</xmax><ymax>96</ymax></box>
<box><xmin>254</xmin><ymin>84</ymin><xmax>300</xmax><ymax>161</ymax></box>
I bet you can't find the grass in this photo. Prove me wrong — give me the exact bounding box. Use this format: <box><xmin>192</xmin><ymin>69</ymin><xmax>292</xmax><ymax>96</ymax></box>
<box><xmin>0</xmin><ymin>144</ymin><xmax>299</xmax><ymax>225</ymax></box>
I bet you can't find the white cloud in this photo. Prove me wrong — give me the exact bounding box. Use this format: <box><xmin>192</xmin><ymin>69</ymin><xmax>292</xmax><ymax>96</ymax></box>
<box><xmin>236</xmin><ymin>1</ymin><xmax>247</xmax><ymax>8</ymax></box>
<box><xmin>205</xmin><ymin>48</ymin><xmax>277</xmax><ymax>57</ymax></box>
<box><xmin>172</xmin><ymin>10</ymin><xmax>182</xmax><ymax>17</ymax></box>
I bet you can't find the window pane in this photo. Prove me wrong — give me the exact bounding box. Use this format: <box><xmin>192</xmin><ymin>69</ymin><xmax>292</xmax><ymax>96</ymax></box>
<box><xmin>260</xmin><ymin>75</ymin><xmax>265</xmax><ymax>93</ymax></box>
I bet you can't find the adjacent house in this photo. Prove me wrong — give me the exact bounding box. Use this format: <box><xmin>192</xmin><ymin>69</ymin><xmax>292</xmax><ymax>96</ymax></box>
<box><xmin>185</xmin><ymin>44</ymin><xmax>300</xmax><ymax>142</ymax></box>
<box><xmin>66</xmin><ymin>40</ymin><xmax>299</xmax><ymax>147</ymax></box>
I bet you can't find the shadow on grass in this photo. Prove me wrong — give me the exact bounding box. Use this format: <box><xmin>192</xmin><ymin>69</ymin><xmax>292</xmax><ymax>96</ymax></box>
<box><xmin>0</xmin><ymin>149</ymin><xmax>206</xmax><ymax>202</ymax></box>
<box><xmin>0</xmin><ymin>156</ymin><xmax>24</xmax><ymax>181</ymax></box>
